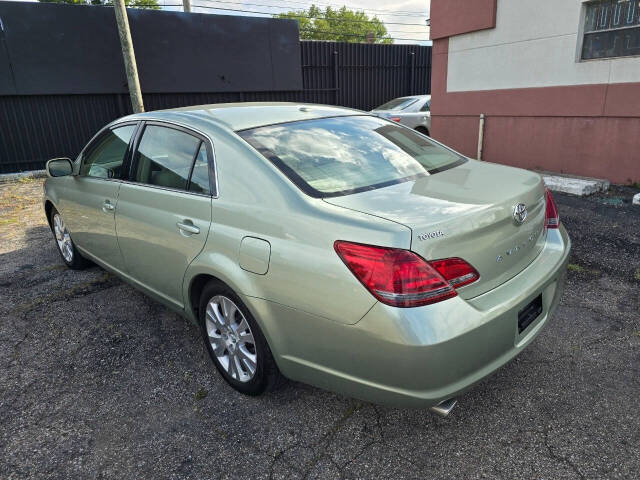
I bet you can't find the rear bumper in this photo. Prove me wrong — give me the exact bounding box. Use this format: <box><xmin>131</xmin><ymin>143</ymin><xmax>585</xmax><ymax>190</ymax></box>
<box><xmin>244</xmin><ymin>225</ymin><xmax>571</xmax><ymax>408</ymax></box>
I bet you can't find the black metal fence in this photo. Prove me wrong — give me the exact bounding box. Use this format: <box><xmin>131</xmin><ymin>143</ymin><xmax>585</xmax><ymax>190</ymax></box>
<box><xmin>0</xmin><ymin>42</ymin><xmax>431</xmax><ymax>174</ymax></box>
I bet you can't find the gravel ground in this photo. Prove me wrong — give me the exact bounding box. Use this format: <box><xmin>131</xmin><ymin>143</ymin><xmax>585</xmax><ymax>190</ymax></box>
<box><xmin>1</xmin><ymin>178</ymin><xmax>639</xmax><ymax>480</ymax></box>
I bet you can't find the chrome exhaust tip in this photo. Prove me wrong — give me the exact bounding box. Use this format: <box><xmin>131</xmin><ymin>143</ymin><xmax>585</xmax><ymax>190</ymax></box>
<box><xmin>429</xmin><ymin>398</ymin><xmax>457</xmax><ymax>417</ymax></box>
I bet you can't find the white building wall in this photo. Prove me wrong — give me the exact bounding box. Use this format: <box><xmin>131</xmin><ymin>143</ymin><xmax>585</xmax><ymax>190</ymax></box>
<box><xmin>447</xmin><ymin>0</ymin><xmax>640</xmax><ymax>92</ymax></box>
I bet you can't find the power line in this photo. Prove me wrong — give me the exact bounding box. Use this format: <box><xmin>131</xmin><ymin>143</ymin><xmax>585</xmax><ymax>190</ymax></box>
<box><xmin>186</xmin><ymin>3</ymin><xmax>430</xmax><ymax>26</ymax></box>
<box><xmin>161</xmin><ymin>4</ymin><xmax>430</xmax><ymax>40</ymax></box>
<box><xmin>299</xmin><ymin>30</ymin><xmax>429</xmax><ymax>41</ymax></box>
<box><xmin>191</xmin><ymin>0</ymin><xmax>430</xmax><ymax>34</ymax></box>
<box><xmin>193</xmin><ymin>0</ymin><xmax>428</xmax><ymax>17</ymax></box>
<box><xmin>302</xmin><ymin>26</ymin><xmax>430</xmax><ymax>36</ymax></box>
<box><xmin>254</xmin><ymin>0</ymin><xmax>428</xmax><ymax>16</ymax></box>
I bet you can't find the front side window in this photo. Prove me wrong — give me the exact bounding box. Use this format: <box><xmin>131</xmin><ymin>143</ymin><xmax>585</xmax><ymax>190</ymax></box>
<box><xmin>133</xmin><ymin>125</ymin><xmax>205</xmax><ymax>191</ymax></box>
<box><xmin>239</xmin><ymin>115</ymin><xmax>465</xmax><ymax>198</ymax></box>
<box><xmin>582</xmin><ymin>0</ymin><xmax>640</xmax><ymax>59</ymax></box>
<box><xmin>80</xmin><ymin>125</ymin><xmax>135</xmax><ymax>178</ymax></box>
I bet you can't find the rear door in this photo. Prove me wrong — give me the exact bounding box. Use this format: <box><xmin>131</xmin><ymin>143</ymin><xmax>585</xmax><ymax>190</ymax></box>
<box><xmin>399</xmin><ymin>98</ymin><xmax>430</xmax><ymax>131</ymax></box>
<box><xmin>63</xmin><ymin>123</ymin><xmax>137</xmax><ymax>271</ymax></box>
<box><xmin>115</xmin><ymin>122</ymin><xmax>213</xmax><ymax>309</ymax></box>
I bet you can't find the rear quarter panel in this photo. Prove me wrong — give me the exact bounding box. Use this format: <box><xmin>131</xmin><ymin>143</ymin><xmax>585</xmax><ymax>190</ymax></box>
<box><xmin>182</xmin><ymin>126</ymin><xmax>411</xmax><ymax>326</ymax></box>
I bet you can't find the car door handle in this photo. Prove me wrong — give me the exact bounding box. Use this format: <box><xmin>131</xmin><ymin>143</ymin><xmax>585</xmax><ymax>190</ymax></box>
<box><xmin>102</xmin><ymin>200</ymin><xmax>115</xmax><ymax>213</ymax></box>
<box><xmin>177</xmin><ymin>221</ymin><xmax>200</xmax><ymax>235</ymax></box>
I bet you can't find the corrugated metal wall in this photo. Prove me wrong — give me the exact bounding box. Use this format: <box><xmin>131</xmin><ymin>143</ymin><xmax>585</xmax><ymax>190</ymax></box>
<box><xmin>0</xmin><ymin>41</ymin><xmax>431</xmax><ymax>174</ymax></box>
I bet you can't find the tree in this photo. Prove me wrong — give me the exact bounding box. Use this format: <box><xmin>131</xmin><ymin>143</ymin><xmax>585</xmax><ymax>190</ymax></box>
<box><xmin>276</xmin><ymin>5</ymin><xmax>392</xmax><ymax>44</ymax></box>
<box><xmin>38</xmin><ymin>0</ymin><xmax>159</xmax><ymax>9</ymax></box>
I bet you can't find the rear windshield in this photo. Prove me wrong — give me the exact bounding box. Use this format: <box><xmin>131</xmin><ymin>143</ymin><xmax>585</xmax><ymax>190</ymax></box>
<box><xmin>238</xmin><ymin>115</ymin><xmax>465</xmax><ymax>198</ymax></box>
<box><xmin>374</xmin><ymin>97</ymin><xmax>419</xmax><ymax>111</ymax></box>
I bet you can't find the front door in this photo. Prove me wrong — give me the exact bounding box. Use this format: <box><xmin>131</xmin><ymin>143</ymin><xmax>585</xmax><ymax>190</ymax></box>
<box><xmin>115</xmin><ymin>123</ymin><xmax>213</xmax><ymax>308</ymax></box>
<box><xmin>63</xmin><ymin>124</ymin><xmax>137</xmax><ymax>272</ymax></box>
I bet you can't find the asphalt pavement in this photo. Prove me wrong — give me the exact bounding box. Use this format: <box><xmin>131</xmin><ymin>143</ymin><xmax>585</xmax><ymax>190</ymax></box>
<box><xmin>1</xmin><ymin>179</ymin><xmax>639</xmax><ymax>479</ymax></box>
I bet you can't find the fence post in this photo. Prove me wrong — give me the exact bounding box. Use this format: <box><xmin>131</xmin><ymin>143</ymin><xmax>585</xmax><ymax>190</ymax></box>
<box><xmin>409</xmin><ymin>51</ymin><xmax>415</xmax><ymax>95</ymax></box>
<box><xmin>333</xmin><ymin>50</ymin><xmax>339</xmax><ymax>106</ymax></box>
<box><xmin>116</xmin><ymin>93</ymin><xmax>128</xmax><ymax>116</ymax></box>
<box><xmin>427</xmin><ymin>47</ymin><xmax>432</xmax><ymax>94</ymax></box>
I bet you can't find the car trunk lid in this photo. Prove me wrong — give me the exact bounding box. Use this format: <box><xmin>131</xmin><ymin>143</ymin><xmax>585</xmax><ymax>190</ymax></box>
<box><xmin>324</xmin><ymin>160</ymin><xmax>547</xmax><ymax>299</ymax></box>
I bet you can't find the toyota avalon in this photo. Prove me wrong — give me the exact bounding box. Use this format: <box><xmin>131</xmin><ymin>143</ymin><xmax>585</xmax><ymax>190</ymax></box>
<box><xmin>43</xmin><ymin>103</ymin><xmax>570</xmax><ymax>416</ymax></box>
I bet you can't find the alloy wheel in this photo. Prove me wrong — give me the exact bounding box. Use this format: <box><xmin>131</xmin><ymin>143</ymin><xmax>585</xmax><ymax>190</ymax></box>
<box><xmin>53</xmin><ymin>213</ymin><xmax>73</xmax><ymax>262</ymax></box>
<box><xmin>205</xmin><ymin>295</ymin><xmax>257</xmax><ymax>382</ymax></box>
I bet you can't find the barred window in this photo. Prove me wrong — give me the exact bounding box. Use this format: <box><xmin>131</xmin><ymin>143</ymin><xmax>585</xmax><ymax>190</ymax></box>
<box><xmin>582</xmin><ymin>0</ymin><xmax>640</xmax><ymax>59</ymax></box>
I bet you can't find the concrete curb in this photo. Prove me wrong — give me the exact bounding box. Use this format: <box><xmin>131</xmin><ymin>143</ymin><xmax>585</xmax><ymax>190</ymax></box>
<box><xmin>542</xmin><ymin>174</ymin><xmax>609</xmax><ymax>196</ymax></box>
<box><xmin>0</xmin><ymin>170</ymin><xmax>46</xmax><ymax>184</ymax></box>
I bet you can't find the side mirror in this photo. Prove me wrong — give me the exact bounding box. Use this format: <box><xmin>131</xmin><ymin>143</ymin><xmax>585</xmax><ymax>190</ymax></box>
<box><xmin>46</xmin><ymin>158</ymin><xmax>74</xmax><ymax>177</ymax></box>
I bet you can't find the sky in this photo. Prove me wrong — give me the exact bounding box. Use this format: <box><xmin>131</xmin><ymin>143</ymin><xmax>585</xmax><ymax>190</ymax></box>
<box><xmin>8</xmin><ymin>0</ymin><xmax>431</xmax><ymax>45</ymax></box>
<box><xmin>173</xmin><ymin>0</ymin><xmax>432</xmax><ymax>45</ymax></box>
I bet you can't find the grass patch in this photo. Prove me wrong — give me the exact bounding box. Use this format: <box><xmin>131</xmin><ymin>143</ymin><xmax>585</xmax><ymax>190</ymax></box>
<box><xmin>40</xmin><ymin>264</ymin><xmax>66</xmax><ymax>272</ymax></box>
<box><xmin>567</xmin><ymin>263</ymin><xmax>600</xmax><ymax>276</ymax></box>
<box><xmin>195</xmin><ymin>388</ymin><xmax>208</xmax><ymax>400</ymax></box>
<box><xmin>0</xmin><ymin>178</ymin><xmax>47</xmax><ymax>238</ymax></box>
<box><xmin>635</xmin><ymin>269</ymin><xmax>640</xmax><ymax>281</ymax></box>
<box><xmin>17</xmin><ymin>176</ymin><xmax>38</xmax><ymax>184</ymax></box>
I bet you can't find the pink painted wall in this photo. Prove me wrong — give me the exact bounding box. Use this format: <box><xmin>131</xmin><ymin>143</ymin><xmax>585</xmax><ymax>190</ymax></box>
<box><xmin>430</xmin><ymin>0</ymin><xmax>497</xmax><ymax>40</ymax></box>
<box><xmin>430</xmin><ymin>33</ymin><xmax>640</xmax><ymax>184</ymax></box>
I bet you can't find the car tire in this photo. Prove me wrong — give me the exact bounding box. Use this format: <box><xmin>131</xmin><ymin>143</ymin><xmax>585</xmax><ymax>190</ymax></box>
<box><xmin>49</xmin><ymin>207</ymin><xmax>90</xmax><ymax>270</ymax></box>
<box><xmin>415</xmin><ymin>126</ymin><xmax>430</xmax><ymax>136</ymax></box>
<box><xmin>199</xmin><ymin>280</ymin><xmax>283</xmax><ymax>396</ymax></box>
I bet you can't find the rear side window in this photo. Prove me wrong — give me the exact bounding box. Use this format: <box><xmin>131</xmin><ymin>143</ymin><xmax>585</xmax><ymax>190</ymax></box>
<box><xmin>189</xmin><ymin>143</ymin><xmax>211</xmax><ymax>195</ymax></box>
<box><xmin>80</xmin><ymin>125</ymin><xmax>135</xmax><ymax>178</ymax></box>
<box><xmin>239</xmin><ymin>115</ymin><xmax>465</xmax><ymax>198</ymax></box>
<box><xmin>419</xmin><ymin>100</ymin><xmax>431</xmax><ymax>112</ymax></box>
<box><xmin>133</xmin><ymin>125</ymin><xmax>207</xmax><ymax>192</ymax></box>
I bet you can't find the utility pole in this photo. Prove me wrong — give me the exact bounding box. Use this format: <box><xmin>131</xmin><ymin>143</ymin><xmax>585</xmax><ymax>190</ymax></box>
<box><xmin>113</xmin><ymin>0</ymin><xmax>144</xmax><ymax>113</ymax></box>
<box><xmin>183</xmin><ymin>0</ymin><xmax>192</xmax><ymax>13</ymax></box>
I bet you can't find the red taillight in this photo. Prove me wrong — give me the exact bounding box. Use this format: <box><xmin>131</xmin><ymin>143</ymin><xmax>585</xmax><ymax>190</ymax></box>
<box><xmin>389</xmin><ymin>116</ymin><xmax>402</xmax><ymax>122</ymax></box>
<box><xmin>545</xmin><ymin>188</ymin><xmax>559</xmax><ymax>229</ymax></box>
<box><xmin>334</xmin><ymin>241</ymin><xmax>478</xmax><ymax>308</ymax></box>
<box><xmin>430</xmin><ymin>257</ymin><xmax>480</xmax><ymax>289</ymax></box>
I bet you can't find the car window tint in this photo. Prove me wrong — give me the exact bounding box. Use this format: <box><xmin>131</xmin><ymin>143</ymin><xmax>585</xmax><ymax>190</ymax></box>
<box><xmin>80</xmin><ymin>125</ymin><xmax>135</xmax><ymax>178</ymax></box>
<box><xmin>188</xmin><ymin>143</ymin><xmax>210</xmax><ymax>195</ymax></box>
<box><xmin>134</xmin><ymin>125</ymin><xmax>201</xmax><ymax>190</ymax></box>
<box><xmin>239</xmin><ymin>115</ymin><xmax>464</xmax><ymax>198</ymax></box>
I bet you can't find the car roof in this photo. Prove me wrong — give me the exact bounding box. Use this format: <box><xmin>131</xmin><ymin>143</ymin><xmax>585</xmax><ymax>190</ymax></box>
<box><xmin>123</xmin><ymin>102</ymin><xmax>364</xmax><ymax>132</ymax></box>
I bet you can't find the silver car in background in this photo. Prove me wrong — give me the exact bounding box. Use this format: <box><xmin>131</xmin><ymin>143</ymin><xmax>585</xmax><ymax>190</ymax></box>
<box><xmin>370</xmin><ymin>95</ymin><xmax>431</xmax><ymax>136</ymax></box>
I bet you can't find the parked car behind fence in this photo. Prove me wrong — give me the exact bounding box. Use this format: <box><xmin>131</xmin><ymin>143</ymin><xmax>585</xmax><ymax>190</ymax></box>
<box><xmin>370</xmin><ymin>95</ymin><xmax>431</xmax><ymax>136</ymax></box>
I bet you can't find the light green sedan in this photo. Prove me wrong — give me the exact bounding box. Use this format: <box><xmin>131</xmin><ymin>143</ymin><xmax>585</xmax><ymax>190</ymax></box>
<box><xmin>43</xmin><ymin>103</ymin><xmax>570</xmax><ymax>416</ymax></box>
